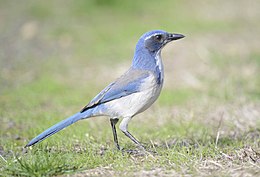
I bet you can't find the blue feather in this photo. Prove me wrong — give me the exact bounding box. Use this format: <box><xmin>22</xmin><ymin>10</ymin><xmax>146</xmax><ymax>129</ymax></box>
<box><xmin>81</xmin><ymin>69</ymin><xmax>151</xmax><ymax>112</ymax></box>
<box><xmin>25</xmin><ymin>111</ymin><xmax>91</xmax><ymax>147</ymax></box>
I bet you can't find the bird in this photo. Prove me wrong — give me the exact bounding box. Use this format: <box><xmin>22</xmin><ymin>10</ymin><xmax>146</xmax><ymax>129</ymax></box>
<box><xmin>25</xmin><ymin>30</ymin><xmax>185</xmax><ymax>150</ymax></box>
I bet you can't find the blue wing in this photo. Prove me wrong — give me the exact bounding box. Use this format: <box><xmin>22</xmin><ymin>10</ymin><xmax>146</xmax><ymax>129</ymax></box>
<box><xmin>81</xmin><ymin>69</ymin><xmax>151</xmax><ymax>112</ymax></box>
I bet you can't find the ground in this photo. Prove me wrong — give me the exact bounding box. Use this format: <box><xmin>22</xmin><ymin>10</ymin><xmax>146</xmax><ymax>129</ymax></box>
<box><xmin>0</xmin><ymin>0</ymin><xmax>260</xmax><ymax>176</ymax></box>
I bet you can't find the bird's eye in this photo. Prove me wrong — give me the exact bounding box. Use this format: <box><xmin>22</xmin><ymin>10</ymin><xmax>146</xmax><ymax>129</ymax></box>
<box><xmin>154</xmin><ymin>35</ymin><xmax>163</xmax><ymax>42</ymax></box>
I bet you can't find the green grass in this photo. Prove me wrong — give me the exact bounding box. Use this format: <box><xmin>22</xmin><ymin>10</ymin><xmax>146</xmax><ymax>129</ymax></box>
<box><xmin>1</xmin><ymin>0</ymin><xmax>260</xmax><ymax>176</ymax></box>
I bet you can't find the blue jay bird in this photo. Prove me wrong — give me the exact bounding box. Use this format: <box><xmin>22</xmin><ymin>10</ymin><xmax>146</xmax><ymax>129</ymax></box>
<box><xmin>25</xmin><ymin>30</ymin><xmax>184</xmax><ymax>150</ymax></box>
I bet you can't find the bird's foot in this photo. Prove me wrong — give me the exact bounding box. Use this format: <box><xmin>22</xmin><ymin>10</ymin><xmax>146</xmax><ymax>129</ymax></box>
<box><xmin>121</xmin><ymin>145</ymin><xmax>157</xmax><ymax>157</ymax></box>
<box><xmin>122</xmin><ymin>149</ymin><xmax>146</xmax><ymax>156</ymax></box>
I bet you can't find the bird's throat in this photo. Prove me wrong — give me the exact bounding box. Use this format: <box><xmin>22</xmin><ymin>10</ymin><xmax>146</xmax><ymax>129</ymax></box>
<box><xmin>155</xmin><ymin>50</ymin><xmax>164</xmax><ymax>85</ymax></box>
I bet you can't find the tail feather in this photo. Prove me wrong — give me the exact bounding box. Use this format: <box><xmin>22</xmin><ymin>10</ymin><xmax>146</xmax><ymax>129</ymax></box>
<box><xmin>25</xmin><ymin>112</ymin><xmax>87</xmax><ymax>147</ymax></box>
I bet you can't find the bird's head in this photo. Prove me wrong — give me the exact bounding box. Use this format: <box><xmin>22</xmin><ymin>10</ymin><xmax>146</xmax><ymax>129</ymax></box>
<box><xmin>132</xmin><ymin>30</ymin><xmax>184</xmax><ymax>70</ymax></box>
<box><xmin>137</xmin><ymin>30</ymin><xmax>185</xmax><ymax>53</ymax></box>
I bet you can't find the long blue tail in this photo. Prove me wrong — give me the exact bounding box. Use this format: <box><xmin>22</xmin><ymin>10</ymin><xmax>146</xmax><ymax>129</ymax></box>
<box><xmin>25</xmin><ymin>111</ymin><xmax>90</xmax><ymax>147</ymax></box>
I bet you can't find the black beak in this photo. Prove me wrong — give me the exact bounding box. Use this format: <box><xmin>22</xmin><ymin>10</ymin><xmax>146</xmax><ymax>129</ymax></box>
<box><xmin>168</xmin><ymin>33</ymin><xmax>185</xmax><ymax>41</ymax></box>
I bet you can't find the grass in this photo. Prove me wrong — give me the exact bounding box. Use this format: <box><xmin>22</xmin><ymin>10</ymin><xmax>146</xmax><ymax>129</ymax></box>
<box><xmin>1</xmin><ymin>0</ymin><xmax>260</xmax><ymax>176</ymax></box>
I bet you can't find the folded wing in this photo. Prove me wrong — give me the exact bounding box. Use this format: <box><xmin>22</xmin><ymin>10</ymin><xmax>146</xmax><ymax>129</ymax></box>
<box><xmin>81</xmin><ymin>69</ymin><xmax>151</xmax><ymax>112</ymax></box>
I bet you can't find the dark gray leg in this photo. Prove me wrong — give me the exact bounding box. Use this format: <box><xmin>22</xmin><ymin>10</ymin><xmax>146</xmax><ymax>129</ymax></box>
<box><xmin>119</xmin><ymin>117</ymin><xmax>144</xmax><ymax>148</ymax></box>
<box><xmin>122</xmin><ymin>130</ymin><xmax>143</xmax><ymax>147</ymax></box>
<box><xmin>110</xmin><ymin>118</ymin><xmax>120</xmax><ymax>150</ymax></box>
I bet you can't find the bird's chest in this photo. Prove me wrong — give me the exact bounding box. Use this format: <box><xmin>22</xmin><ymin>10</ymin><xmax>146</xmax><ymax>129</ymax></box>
<box><xmin>136</xmin><ymin>75</ymin><xmax>163</xmax><ymax>113</ymax></box>
<box><xmin>106</xmin><ymin>74</ymin><xmax>162</xmax><ymax>117</ymax></box>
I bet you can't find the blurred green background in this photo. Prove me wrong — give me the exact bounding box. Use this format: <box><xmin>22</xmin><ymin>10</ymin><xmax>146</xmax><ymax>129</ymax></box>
<box><xmin>0</xmin><ymin>0</ymin><xmax>259</xmax><ymax>176</ymax></box>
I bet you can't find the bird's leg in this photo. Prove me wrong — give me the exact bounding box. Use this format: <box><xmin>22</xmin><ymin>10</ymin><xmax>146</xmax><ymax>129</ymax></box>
<box><xmin>110</xmin><ymin>118</ymin><xmax>120</xmax><ymax>150</ymax></box>
<box><xmin>119</xmin><ymin>117</ymin><xmax>144</xmax><ymax>149</ymax></box>
<box><xmin>122</xmin><ymin>131</ymin><xmax>144</xmax><ymax>148</ymax></box>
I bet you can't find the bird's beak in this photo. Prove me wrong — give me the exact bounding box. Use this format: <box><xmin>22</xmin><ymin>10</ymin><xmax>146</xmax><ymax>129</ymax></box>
<box><xmin>167</xmin><ymin>33</ymin><xmax>185</xmax><ymax>41</ymax></box>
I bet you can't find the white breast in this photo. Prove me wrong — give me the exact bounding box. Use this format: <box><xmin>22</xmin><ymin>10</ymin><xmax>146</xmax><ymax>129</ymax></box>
<box><xmin>104</xmin><ymin>73</ymin><xmax>162</xmax><ymax>118</ymax></box>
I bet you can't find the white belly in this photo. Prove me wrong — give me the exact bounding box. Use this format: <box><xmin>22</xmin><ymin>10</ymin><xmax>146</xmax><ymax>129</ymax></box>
<box><xmin>104</xmin><ymin>75</ymin><xmax>162</xmax><ymax>118</ymax></box>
